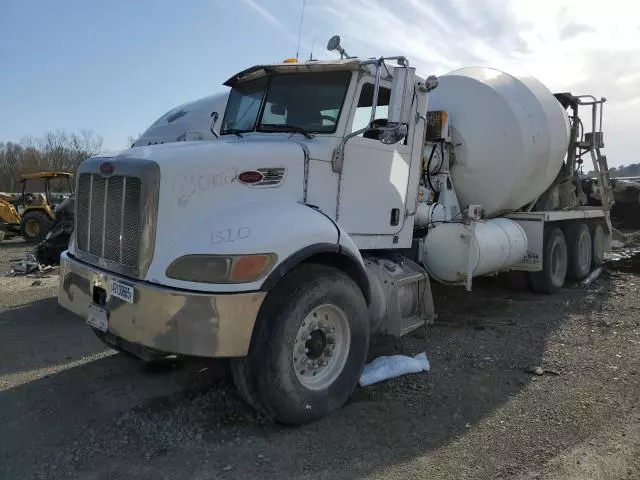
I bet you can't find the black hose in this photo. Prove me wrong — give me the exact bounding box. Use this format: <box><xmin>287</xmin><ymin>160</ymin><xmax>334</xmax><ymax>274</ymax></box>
<box><xmin>424</xmin><ymin>143</ymin><xmax>438</xmax><ymax>198</ymax></box>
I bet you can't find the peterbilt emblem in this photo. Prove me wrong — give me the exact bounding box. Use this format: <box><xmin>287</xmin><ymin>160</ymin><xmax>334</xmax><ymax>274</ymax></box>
<box><xmin>237</xmin><ymin>167</ymin><xmax>287</xmax><ymax>188</ymax></box>
<box><xmin>237</xmin><ymin>170</ymin><xmax>264</xmax><ymax>184</ymax></box>
<box><xmin>100</xmin><ymin>161</ymin><xmax>114</xmax><ymax>175</ymax></box>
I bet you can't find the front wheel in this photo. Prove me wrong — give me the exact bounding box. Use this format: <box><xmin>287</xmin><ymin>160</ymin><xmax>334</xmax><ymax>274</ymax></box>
<box><xmin>232</xmin><ymin>264</ymin><xmax>369</xmax><ymax>425</ymax></box>
<box><xmin>21</xmin><ymin>210</ymin><xmax>54</xmax><ymax>243</ymax></box>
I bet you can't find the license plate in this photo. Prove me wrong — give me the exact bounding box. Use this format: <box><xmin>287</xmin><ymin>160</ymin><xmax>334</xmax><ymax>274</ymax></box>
<box><xmin>109</xmin><ymin>279</ymin><xmax>134</xmax><ymax>303</ymax></box>
<box><xmin>87</xmin><ymin>303</ymin><xmax>108</xmax><ymax>332</ymax></box>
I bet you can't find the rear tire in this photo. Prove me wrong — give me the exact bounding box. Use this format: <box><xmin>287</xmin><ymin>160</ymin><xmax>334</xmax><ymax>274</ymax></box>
<box><xmin>591</xmin><ymin>223</ymin><xmax>606</xmax><ymax>267</ymax></box>
<box><xmin>529</xmin><ymin>226</ymin><xmax>568</xmax><ymax>294</ymax></box>
<box><xmin>21</xmin><ymin>210</ymin><xmax>54</xmax><ymax>243</ymax></box>
<box><xmin>234</xmin><ymin>264</ymin><xmax>369</xmax><ymax>426</ymax></box>
<box><xmin>566</xmin><ymin>222</ymin><xmax>592</xmax><ymax>281</ymax></box>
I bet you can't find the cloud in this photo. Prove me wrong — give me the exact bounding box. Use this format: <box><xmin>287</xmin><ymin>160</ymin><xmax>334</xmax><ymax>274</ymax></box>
<box><xmin>307</xmin><ymin>0</ymin><xmax>640</xmax><ymax>166</ymax></box>
<box><xmin>240</xmin><ymin>0</ymin><xmax>315</xmax><ymax>57</ymax></box>
<box><xmin>559</xmin><ymin>22</ymin><xmax>596</xmax><ymax>40</ymax></box>
<box><xmin>241</xmin><ymin>0</ymin><xmax>284</xmax><ymax>29</ymax></box>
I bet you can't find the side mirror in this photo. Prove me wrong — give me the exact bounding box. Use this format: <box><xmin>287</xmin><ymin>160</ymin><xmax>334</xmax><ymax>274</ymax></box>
<box><xmin>270</xmin><ymin>104</ymin><xmax>286</xmax><ymax>116</ymax></box>
<box><xmin>209</xmin><ymin>111</ymin><xmax>220</xmax><ymax>138</ymax></box>
<box><xmin>378</xmin><ymin>124</ymin><xmax>408</xmax><ymax>145</ymax></box>
<box><xmin>388</xmin><ymin>66</ymin><xmax>416</xmax><ymax>126</ymax></box>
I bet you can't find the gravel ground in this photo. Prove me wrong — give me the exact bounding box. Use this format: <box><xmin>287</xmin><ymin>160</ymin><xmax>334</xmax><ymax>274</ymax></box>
<box><xmin>0</xmin><ymin>239</ymin><xmax>639</xmax><ymax>480</ymax></box>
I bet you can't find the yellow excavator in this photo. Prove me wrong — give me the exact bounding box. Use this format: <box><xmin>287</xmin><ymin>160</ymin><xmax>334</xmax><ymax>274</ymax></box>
<box><xmin>0</xmin><ymin>172</ymin><xmax>74</xmax><ymax>243</ymax></box>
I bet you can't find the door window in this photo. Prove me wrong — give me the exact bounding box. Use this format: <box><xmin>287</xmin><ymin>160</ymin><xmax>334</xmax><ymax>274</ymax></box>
<box><xmin>350</xmin><ymin>83</ymin><xmax>390</xmax><ymax>134</ymax></box>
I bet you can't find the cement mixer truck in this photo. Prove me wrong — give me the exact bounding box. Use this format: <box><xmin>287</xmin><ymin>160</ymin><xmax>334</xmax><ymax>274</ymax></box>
<box><xmin>58</xmin><ymin>36</ymin><xmax>614</xmax><ymax>425</ymax></box>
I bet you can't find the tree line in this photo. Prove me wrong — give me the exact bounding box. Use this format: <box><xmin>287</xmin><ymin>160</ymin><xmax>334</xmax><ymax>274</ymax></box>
<box><xmin>2</xmin><ymin>130</ymin><xmax>637</xmax><ymax>192</ymax></box>
<box><xmin>609</xmin><ymin>163</ymin><xmax>640</xmax><ymax>178</ymax></box>
<box><xmin>0</xmin><ymin>130</ymin><xmax>103</xmax><ymax>192</ymax></box>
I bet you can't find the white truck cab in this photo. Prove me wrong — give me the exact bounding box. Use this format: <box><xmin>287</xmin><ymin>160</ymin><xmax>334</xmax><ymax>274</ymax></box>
<box><xmin>58</xmin><ymin>36</ymin><xmax>612</xmax><ymax>425</ymax></box>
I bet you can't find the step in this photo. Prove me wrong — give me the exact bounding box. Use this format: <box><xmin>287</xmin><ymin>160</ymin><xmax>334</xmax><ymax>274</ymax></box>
<box><xmin>400</xmin><ymin>315</ymin><xmax>426</xmax><ymax>336</ymax></box>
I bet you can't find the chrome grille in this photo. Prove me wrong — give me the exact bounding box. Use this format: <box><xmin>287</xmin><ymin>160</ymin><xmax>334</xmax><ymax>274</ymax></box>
<box><xmin>76</xmin><ymin>173</ymin><xmax>142</xmax><ymax>267</ymax></box>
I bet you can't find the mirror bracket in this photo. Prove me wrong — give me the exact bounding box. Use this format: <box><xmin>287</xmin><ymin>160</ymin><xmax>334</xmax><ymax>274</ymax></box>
<box><xmin>209</xmin><ymin>111</ymin><xmax>219</xmax><ymax>139</ymax></box>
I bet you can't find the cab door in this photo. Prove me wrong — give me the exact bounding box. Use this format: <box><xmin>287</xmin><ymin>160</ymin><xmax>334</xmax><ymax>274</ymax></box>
<box><xmin>337</xmin><ymin>81</ymin><xmax>412</xmax><ymax>235</ymax></box>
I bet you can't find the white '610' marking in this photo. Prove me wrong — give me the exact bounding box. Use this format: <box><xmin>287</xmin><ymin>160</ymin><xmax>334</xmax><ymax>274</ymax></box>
<box><xmin>210</xmin><ymin>226</ymin><xmax>252</xmax><ymax>245</ymax></box>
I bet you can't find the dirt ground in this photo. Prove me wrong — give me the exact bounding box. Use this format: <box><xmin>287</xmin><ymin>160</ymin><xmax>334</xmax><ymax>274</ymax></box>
<box><xmin>1</xmin><ymin>239</ymin><xmax>639</xmax><ymax>480</ymax></box>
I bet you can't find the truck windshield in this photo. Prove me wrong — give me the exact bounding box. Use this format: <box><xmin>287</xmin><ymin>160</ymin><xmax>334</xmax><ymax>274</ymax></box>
<box><xmin>221</xmin><ymin>71</ymin><xmax>351</xmax><ymax>136</ymax></box>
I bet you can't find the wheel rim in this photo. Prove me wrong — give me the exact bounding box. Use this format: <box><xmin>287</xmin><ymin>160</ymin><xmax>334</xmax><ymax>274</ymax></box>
<box><xmin>577</xmin><ymin>230</ymin><xmax>591</xmax><ymax>271</ymax></box>
<box><xmin>25</xmin><ymin>219</ymin><xmax>40</xmax><ymax>237</ymax></box>
<box><xmin>293</xmin><ymin>304</ymin><xmax>351</xmax><ymax>391</ymax></box>
<box><xmin>550</xmin><ymin>239</ymin><xmax>567</xmax><ymax>286</ymax></box>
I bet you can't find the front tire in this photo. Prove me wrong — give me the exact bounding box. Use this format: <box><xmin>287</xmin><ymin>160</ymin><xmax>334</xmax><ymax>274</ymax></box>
<box><xmin>234</xmin><ymin>264</ymin><xmax>369</xmax><ymax>426</ymax></box>
<box><xmin>21</xmin><ymin>210</ymin><xmax>53</xmax><ymax>243</ymax></box>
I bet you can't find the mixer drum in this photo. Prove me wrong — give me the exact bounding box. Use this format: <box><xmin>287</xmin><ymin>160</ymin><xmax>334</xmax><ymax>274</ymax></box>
<box><xmin>427</xmin><ymin>67</ymin><xmax>571</xmax><ymax>216</ymax></box>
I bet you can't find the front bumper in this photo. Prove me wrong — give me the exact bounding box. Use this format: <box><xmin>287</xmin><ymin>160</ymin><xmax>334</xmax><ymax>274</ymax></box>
<box><xmin>58</xmin><ymin>252</ymin><xmax>266</xmax><ymax>358</ymax></box>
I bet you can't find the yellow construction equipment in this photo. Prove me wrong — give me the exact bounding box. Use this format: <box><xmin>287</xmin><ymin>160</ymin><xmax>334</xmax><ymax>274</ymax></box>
<box><xmin>0</xmin><ymin>172</ymin><xmax>74</xmax><ymax>243</ymax></box>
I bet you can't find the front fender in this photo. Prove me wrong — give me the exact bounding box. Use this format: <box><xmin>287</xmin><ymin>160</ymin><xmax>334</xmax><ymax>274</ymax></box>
<box><xmin>259</xmin><ymin>218</ymin><xmax>370</xmax><ymax>303</ymax></box>
<box><xmin>146</xmin><ymin>199</ymin><xmax>343</xmax><ymax>292</ymax></box>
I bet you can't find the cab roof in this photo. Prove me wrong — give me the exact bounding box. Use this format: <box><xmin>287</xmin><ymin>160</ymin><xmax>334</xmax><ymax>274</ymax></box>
<box><xmin>224</xmin><ymin>58</ymin><xmax>362</xmax><ymax>87</ymax></box>
<box><xmin>20</xmin><ymin>172</ymin><xmax>74</xmax><ymax>181</ymax></box>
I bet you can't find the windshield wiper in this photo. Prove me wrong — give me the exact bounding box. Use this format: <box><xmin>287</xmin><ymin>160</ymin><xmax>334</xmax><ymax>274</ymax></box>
<box><xmin>260</xmin><ymin>124</ymin><xmax>315</xmax><ymax>139</ymax></box>
<box><xmin>221</xmin><ymin>128</ymin><xmax>245</xmax><ymax>138</ymax></box>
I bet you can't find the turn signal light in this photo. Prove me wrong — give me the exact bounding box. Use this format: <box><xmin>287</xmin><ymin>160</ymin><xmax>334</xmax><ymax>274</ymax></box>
<box><xmin>230</xmin><ymin>254</ymin><xmax>273</xmax><ymax>282</ymax></box>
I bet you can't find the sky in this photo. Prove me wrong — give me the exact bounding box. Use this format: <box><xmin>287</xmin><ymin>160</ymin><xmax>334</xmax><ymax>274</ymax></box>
<box><xmin>1</xmin><ymin>0</ymin><xmax>638</xmax><ymax>166</ymax></box>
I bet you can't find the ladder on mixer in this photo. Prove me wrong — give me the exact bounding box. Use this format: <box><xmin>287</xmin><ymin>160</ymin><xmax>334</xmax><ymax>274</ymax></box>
<box><xmin>574</xmin><ymin>95</ymin><xmax>615</xmax><ymax>230</ymax></box>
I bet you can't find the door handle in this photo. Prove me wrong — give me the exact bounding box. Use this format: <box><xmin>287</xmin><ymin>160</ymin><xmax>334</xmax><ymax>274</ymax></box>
<box><xmin>390</xmin><ymin>208</ymin><xmax>400</xmax><ymax>226</ymax></box>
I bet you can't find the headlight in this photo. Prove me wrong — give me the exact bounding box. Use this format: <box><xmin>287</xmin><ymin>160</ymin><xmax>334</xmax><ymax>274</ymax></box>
<box><xmin>166</xmin><ymin>253</ymin><xmax>277</xmax><ymax>284</ymax></box>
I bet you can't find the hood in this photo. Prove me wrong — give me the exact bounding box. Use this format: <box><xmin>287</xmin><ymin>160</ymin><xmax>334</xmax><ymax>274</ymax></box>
<box><xmin>119</xmin><ymin>138</ymin><xmax>308</xmax><ymax>246</ymax></box>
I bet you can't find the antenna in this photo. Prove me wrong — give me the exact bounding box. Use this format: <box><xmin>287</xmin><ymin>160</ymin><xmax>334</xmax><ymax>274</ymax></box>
<box><xmin>309</xmin><ymin>38</ymin><xmax>316</xmax><ymax>61</ymax></box>
<box><xmin>295</xmin><ymin>0</ymin><xmax>306</xmax><ymax>60</ymax></box>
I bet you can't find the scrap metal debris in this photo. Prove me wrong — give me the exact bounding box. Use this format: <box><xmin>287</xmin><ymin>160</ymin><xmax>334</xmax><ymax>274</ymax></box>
<box><xmin>581</xmin><ymin>267</ymin><xmax>603</xmax><ymax>286</ymax></box>
<box><xmin>582</xmin><ymin>177</ymin><xmax>640</xmax><ymax>228</ymax></box>
<box><xmin>3</xmin><ymin>194</ymin><xmax>73</xmax><ymax>276</ymax></box>
<box><xmin>33</xmin><ymin>195</ymin><xmax>74</xmax><ymax>267</ymax></box>
<box><xmin>605</xmin><ymin>230</ymin><xmax>640</xmax><ymax>273</ymax></box>
<box><xmin>611</xmin><ymin>239</ymin><xmax>625</xmax><ymax>249</ymax></box>
<box><xmin>9</xmin><ymin>254</ymin><xmax>41</xmax><ymax>276</ymax></box>
<box><xmin>7</xmin><ymin>253</ymin><xmax>56</xmax><ymax>277</ymax></box>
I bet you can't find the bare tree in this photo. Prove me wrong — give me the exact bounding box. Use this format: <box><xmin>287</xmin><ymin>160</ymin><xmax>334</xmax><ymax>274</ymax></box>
<box><xmin>0</xmin><ymin>130</ymin><xmax>103</xmax><ymax>191</ymax></box>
